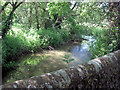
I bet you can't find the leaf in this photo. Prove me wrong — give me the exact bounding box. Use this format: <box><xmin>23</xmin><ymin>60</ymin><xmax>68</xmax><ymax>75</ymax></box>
<box><xmin>69</xmin><ymin>58</ymin><xmax>74</xmax><ymax>62</ymax></box>
<box><xmin>63</xmin><ymin>59</ymin><xmax>69</xmax><ymax>63</ymax></box>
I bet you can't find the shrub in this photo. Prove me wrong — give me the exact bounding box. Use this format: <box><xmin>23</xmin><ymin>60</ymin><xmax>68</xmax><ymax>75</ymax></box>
<box><xmin>2</xmin><ymin>28</ymin><xmax>41</xmax><ymax>68</ymax></box>
<box><xmin>89</xmin><ymin>29</ymin><xmax>117</xmax><ymax>59</ymax></box>
<box><xmin>57</xmin><ymin>29</ymin><xmax>70</xmax><ymax>42</ymax></box>
<box><xmin>69</xmin><ymin>25</ymin><xmax>83</xmax><ymax>41</ymax></box>
<box><xmin>37</xmin><ymin>28</ymin><xmax>65</xmax><ymax>48</ymax></box>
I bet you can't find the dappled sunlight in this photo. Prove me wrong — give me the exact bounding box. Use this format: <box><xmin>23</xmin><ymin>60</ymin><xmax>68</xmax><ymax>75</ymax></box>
<box><xmin>18</xmin><ymin>55</ymin><xmax>47</xmax><ymax>66</ymax></box>
<box><xmin>44</xmin><ymin>50</ymin><xmax>71</xmax><ymax>57</ymax></box>
<box><xmin>73</xmin><ymin>41</ymin><xmax>79</xmax><ymax>44</ymax></box>
<box><xmin>4</xmin><ymin>49</ymin><xmax>71</xmax><ymax>84</ymax></box>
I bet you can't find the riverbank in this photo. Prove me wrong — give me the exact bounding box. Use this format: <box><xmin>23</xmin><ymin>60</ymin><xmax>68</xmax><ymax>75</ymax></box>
<box><xmin>2</xmin><ymin>41</ymin><xmax>80</xmax><ymax>84</ymax></box>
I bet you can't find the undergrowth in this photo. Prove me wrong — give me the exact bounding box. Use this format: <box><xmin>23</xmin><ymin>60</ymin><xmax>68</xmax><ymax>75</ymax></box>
<box><xmin>88</xmin><ymin>27</ymin><xmax>118</xmax><ymax>59</ymax></box>
<box><xmin>2</xmin><ymin>24</ymin><xmax>83</xmax><ymax>69</ymax></box>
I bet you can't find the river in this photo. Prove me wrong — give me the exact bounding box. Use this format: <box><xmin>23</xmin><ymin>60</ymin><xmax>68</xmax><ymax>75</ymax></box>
<box><xmin>69</xmin><ymin>35</ymin><xmax>96</xmax><ymax>67</ymax></box>
<box><xmin>3</xmin><ymin>36</ymin><xmax>96</xmax><ymax>84</ymax></box>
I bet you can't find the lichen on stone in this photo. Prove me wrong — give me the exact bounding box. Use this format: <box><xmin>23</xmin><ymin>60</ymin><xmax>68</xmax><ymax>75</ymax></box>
<box><xmin>76</xmin><ymin>67</ymin><xmax>84</xmax><ymax>79</ymax></box>
<box><xmin>88</xmin><ymin>60</ymin><xmax>101</xmax><ymax>73</ymax></box>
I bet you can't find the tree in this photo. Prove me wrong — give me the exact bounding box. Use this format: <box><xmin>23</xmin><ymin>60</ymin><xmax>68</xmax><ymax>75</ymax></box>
<box><xmin>34</xmin><ymin>2</ymin><xmax>40</xmax><ymax>30</ymax></box>
<box><xmin>2</xmin><ymin>1</ymin><xmax>24</xmax><ymax>38</ymax></box>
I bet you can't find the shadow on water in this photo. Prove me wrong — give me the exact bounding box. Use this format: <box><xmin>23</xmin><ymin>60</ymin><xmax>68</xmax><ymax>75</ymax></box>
<box><xmin>3</xmin><ymin>36</ymin><xmax>96</xmax><ymax>84</ymax></box>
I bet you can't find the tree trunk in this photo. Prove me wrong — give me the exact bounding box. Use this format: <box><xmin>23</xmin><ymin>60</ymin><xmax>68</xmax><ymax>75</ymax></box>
<box><xmin>54</xmin><ymin>14</ymin><xmax>62</xmax><ymax>29</ymax></box>
<box><xmin>34</xmin><ymin>3</ymin><xmax>40</xmax><ymax>30</ymax></box>
<box><xmin>28</xmin><ymin>5</ymin><xmax>32</xmax><ymax>29</ymax></box>
<box><xmin>54</xmin><ymin>17</ymin><xmax>62</xmax><ymax>29</ymax></box>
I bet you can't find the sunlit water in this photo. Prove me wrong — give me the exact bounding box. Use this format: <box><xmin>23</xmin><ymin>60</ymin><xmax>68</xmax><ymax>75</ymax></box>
<box><xmin>69</xmin><ymin>36</ymin><xmax>96</xmax><ymax>67</ymax></box>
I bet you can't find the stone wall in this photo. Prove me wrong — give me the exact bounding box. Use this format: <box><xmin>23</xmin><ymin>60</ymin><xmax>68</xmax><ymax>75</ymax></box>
<box><xmin>2</xmin><ymin>50</ymin><xmax>120</xmax><ymax>89</ymax></box>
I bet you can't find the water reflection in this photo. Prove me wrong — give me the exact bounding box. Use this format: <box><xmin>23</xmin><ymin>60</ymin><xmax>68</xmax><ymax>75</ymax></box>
<box><xmin>69</xmin><ymin>36</ymin><xmax>96</xmax><ymax>67</ymax></box>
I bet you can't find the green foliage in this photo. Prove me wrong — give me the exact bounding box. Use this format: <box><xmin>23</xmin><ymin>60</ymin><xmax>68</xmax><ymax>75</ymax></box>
<box><xmin>2</xmin><ymin>13</ymin><xmax>14</xmax><ymax>37</ymax></box>
<box><xmin>38</xmin><ymin>28</ymin><xmax>63</xmax><ymax>48</ymax></box>
<box><xmin>62</xmin><ymin>55</ymin><xmax>74</xmax><ymax>64</ymax></box>
<box><xmin>89</xmin><ymin>28</ymin><xmax>118</xmax><ymax>59</ymax></box>
<box><xmin>2</xmin><ymin>25</ymin><xmax>71</xmax><ymax>69</ymax></box>
<box><xmin>70</xmin><ymin>25</ymin><xmax>82</xmax><ymax>41</ymax></box>
<box><xmin>2</xmin><ymin>27</ymin><xmax>41</xmax><ymax>68</ymax></box>
<box><xmin>38</xmin><ymin>28</ymin><xmax>71</xmax><ymax>48</ymax></box>
<box><xmin>63</xmin><ymin>17</ymin><xmax>83</xmax><ymax>41</ymax></box>
<box><xmin>21</xmin><ymin>55</ymin><xmax>47</xmax><ymax>66</ymax></box>
<box><xmin>57</xmin><ymin>29</ymin><xmax>70</xmax><ymax>42</ymax></box>
<box><xmin>79</xmin><ymin>25</ymin><xmax>92</xmax><ymax>35</ymax></box>
<box><xmin>47</xmin><ymin>2</ymin><xmax>71</xmax><ymax>19</ymax></box>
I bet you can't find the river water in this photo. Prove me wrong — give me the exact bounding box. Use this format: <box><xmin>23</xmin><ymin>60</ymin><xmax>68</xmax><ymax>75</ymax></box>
<box><xmin>3</xmin><ymin>36</ymin><xmax>96</xmax><ymax>84</ymax></box>
<box><xmin>69</xmin><ymin>35</ymin><xmax>96</xmax><ymax>67</ymax></box>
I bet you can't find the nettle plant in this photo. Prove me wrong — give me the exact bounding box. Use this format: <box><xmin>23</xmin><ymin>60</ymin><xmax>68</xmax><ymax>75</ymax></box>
<box><xmin>62</xmin><ymin>55</ymin><xmax>74</xmax><ymax>64</ymax></box>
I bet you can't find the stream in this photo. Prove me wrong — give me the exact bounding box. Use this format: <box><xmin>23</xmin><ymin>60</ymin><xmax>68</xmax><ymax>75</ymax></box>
<box><xmin>69</xmin><ymin>35</ymin><xmax>96</xmax><ymax>67</ymax></box>
<box><xmin>3</xmin><ymin>36</ymin><xmax>96</xmax><ymax>84</ymax></box>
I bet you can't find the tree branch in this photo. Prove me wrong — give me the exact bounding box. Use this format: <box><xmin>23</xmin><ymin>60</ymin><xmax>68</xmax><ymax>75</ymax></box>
<box><xmin>71</xmin><ymin>2</ymin><xmax>77</xmax><ymax>10</ymax></box>
<box><xmin>15</xmin><ymin>2</ymin><xmax>24</xmax><ymax>9</ymax></box>
<box><xmin>0</xmin><ymin>2</ymin><xmax>10</xmax><ymax>14</ymax></box>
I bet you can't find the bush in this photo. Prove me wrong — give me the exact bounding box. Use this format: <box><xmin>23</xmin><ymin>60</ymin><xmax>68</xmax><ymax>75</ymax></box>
<box><xmin>89</xmin><ymin>29</ymin><xmax>117</xmax><ymax>59</ymax></box>
<box><xmin>2</xmin><ymin>28</ymin><xmax>41</xmax><ymax>68</ymax></box>
<box><xmin>37</xmin><ymin>28</ymin><xmax>63</xmax><ymax>48</ymax></box>
<box><xmin>69</xmin><ymin>25</ymin><xmax>83</xmax><ymax>41</ymax></box>
<box><xmin>57</xmin><ymin>29</ymin><xmax>70</xmax><ymax>42</ymax></box>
